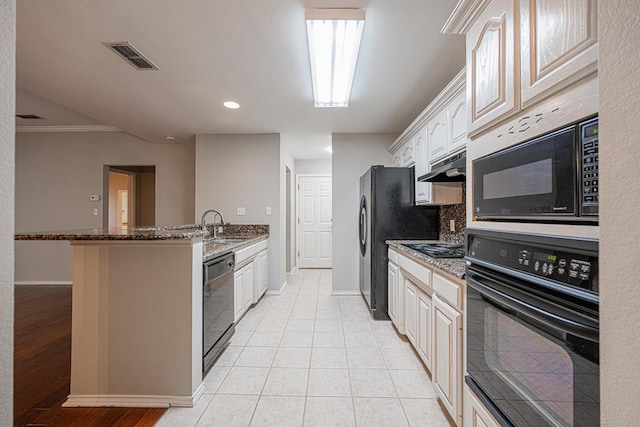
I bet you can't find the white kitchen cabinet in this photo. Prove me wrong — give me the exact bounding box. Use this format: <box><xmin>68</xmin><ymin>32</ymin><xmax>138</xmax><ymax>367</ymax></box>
<box><xmin>463</xmin><ymin>383</ymin><xmax>501</xmax><ymax>427</ymax></box>
<box><xmin>404</xmin><ymin>279</ymin><xmax>418</xmax><ymax>346</ymax></box>
<box><xmin>413</xmin><ymin>126</ymin><xmax>431</xmax><ymax>204</ymax></box>
<box><xmin>234</xmin><ymin>263</ymin><xmax>253</xmax><ymax>321</ymax></box>
<box><xmin>448</xmin><ymin>89</ymin><xmax>467</xmax><ymax>154</ymax></box>
<box><xmin>388</xmin><ymin>260</ymin><xmax>398</xmax><ymax>325</ymax></box>
<box><xmin>445</xmin><ymin>0</ymin><xmax>598</xmax><ymax>138</ymax></box>
<box><xmin>427</xmin><ymin>109</ymin><xmax>449</xmax><ymax>162</ymax></box>
<box><xmin>520</xmin><ymin>0</ymin><xmax>598</xmax><ymax>108</ymax></box>
<box><xmin>466</xmin><ymin>0</ymin><xmax>519</xmax><ymax>136</ymax></box>
<box><xmin>433</xmin><ymin>293</ymin><xmax>463</xmax><ymax>425</ymax></box>
<box><xmin>417</xmin><ymin>291</ymin><xmax>433</xmax><ymax>372</ymax></box>
<box><xmin>255</xmin><ymin>249</ymin><xmax>269</xmax><ymax>302</ymax></box>
<box><xmin>400</xmin><ymin>138</ymin><xmax>416</xmax><ymax>166</ymax></box>
<box><xmin>391</xmin><ymin>152</ymin><xmax>401</xmax><ymax>167</ymax></box>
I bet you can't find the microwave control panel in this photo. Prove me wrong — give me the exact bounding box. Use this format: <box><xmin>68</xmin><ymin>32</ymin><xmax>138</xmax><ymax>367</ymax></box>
<box><xmin>580</xmin><ymin>117</ymin><xmax>599</xmax><ymax>216</ymax></box>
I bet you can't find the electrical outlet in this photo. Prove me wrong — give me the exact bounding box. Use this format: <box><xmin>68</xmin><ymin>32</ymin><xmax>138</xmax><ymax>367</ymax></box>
<box><xmin>449</xmin><ymin>219</ymin><xmax>455</xmax><ymax>231</ymax></box>
<box><xmin>237</xmin><ymin>207</ymin><xmax>245</xmax><ymax>216</ymax></box>
<box><xmin>266</xmin><ymin>206</ymin><xmax>272</xmax><ymax>215</ymax></box>
<box><xmin>89</xmin><ymin>194</ymin><xmax>100</xmax><ymax>201</ymax></box>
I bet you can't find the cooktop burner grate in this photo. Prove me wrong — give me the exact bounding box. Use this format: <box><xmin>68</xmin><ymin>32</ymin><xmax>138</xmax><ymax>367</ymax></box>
<box><xmin>402</xmin><ymin>243</ymin><xmax>465</xmax><ymax>258</ymax></box>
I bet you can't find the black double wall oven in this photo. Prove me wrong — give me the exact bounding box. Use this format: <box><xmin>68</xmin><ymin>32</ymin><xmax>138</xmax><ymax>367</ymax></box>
<box><xmin>465</xmin><ymin>229</ymin><xmax>599</xmax><ymax>427</ymax></box>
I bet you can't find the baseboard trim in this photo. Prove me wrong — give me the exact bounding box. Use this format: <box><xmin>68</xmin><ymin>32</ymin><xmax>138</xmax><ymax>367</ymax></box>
<box><xmin>331</xmin><ymin>290</ymin><xmax>362</xmax><ymax>296</ymax></box>
<box><xmin>62</xmin><ymin>383</ymin><xmax>205</xmax><ymax>408</ymax></box>
<box><xmin>289</xmin><ymin>266</ymin><xmax>298</xmax><ymax>274</ymax></box>
<box><xmin>15</xmin><ymin>281</ymin><xmax>73</xmax><ymax>286</ymax></box>
<box><xmin>266</xmin><ymin>281</ymin><xmax>287</xmax><ymax>295</ymax></box>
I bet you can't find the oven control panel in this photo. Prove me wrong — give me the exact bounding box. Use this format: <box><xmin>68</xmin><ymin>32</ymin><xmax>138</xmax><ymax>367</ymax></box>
<box><xmin>580</xmin><ymin>117</ymin><xmax>599</xmax><ymax>216</ymax></box>
<box><xmin>469</xmin><ymin>235</ymin><xmax>598</xmax><ymax>294</ymax></box>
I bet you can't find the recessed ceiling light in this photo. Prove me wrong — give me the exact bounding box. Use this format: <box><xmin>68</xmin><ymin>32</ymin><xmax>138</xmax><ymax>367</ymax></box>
<box><xmin>165</xmin><ymin>135</ymin><xmax>176</xmax><ymax>141</ymax></box>
<box><xmin>223</xmin><ymin>101</ymin><xmax>240</xmax><ymax>109</ymax></box>
<box><xmin>326</xmin><ymin>146</ymin><xmax>333</xmax><ymax>154</ymax></box>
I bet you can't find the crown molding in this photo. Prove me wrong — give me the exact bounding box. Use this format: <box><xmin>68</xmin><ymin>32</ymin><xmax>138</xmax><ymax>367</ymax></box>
<box><xmin>16</xmin><ymin>125</ymin><xmax>121</xmax><ymax>133</ymax></box>
<box><xmin>441</xmin><ymin>0</ymin><xmax>492</xmax><ymax>34</ymax></box>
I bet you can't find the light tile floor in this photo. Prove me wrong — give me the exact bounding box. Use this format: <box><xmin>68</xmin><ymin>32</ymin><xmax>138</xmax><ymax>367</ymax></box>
<box><xmin>156</xmin><ymin>269</ymin><xmax>453</xmax><ymax>427</ymax></box>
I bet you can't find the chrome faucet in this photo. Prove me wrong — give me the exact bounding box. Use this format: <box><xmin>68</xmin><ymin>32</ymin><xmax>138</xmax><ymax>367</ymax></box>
<box><xmin>200</xmin><ymin>209</ymin><xmax>226</xmax><ymax>238</ymax></box>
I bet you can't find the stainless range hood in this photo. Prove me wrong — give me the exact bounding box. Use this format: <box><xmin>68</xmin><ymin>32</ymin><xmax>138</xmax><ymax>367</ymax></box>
<box><xmin>417</xmin><ymin>151</ymin><xmax>466</xmax><ymax>183</ymax></box>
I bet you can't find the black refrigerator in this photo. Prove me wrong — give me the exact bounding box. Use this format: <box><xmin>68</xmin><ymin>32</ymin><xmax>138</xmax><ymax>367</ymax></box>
<box><xmin>359</xmin><ymin>166</ymin><xmax>439</xmax><ymax>320</ymax></box>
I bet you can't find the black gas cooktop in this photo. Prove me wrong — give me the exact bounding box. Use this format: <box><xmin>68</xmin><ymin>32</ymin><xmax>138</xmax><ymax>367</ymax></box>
<box><xmin>402</xmin><ymin>243</ymin><xmax>465</xmax><ymax>258</ymax></box>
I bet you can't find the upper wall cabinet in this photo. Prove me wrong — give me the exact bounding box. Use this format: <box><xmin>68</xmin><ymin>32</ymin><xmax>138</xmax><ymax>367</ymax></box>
<box><xmin>443</xmin><ymin>0</ymin><xmax>598</xmax><ymax>137</ymax></box>
<box><xmin>520</xmin><ymin>0</ymin><xmax>598</xmax><ymax>108</ymax></box>
<box><xmin>466</xmin><ymin>0</ymin><xmax>519</xmax><ymax>136</ymax></box>
<box><xmin>388</xmin><ymin>69</ymin><xmax>466</xmax><ymax>206</ymax></box>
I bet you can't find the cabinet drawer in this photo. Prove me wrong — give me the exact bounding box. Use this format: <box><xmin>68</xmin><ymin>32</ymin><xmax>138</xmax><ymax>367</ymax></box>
<box><xmin>397</xmin><ymin>253</ymin><xmax>432</xmax><ymax>291</ymax></box>
<box><xmin>433</xmin><ymin>273</ymin><xmax>463</xmax><ymax>311</ymax></box>
<box><xmin>235</xmin><ymin>239</ymin><xmax>268</xmax><ymax>266</ymax></box>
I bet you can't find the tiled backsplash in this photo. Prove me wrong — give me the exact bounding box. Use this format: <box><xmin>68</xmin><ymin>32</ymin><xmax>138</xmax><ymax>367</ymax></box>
<box><xmin>439</xmin><ymin>184</ymin><xmax>466</xmax><ymax>244</ymax></box>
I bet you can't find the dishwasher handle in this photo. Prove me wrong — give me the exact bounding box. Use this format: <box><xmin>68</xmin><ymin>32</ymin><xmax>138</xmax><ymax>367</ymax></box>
<box><xmin>204</xmin><ymin>253</ymin><xmax>235</xmax><ymax>284</ymax></box>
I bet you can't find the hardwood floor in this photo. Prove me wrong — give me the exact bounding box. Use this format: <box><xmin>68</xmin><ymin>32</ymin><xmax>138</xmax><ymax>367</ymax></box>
<box><xmin>14</xmin><ymin>285</ymin><xmax>166</xmax><ymax>427</ymax></box>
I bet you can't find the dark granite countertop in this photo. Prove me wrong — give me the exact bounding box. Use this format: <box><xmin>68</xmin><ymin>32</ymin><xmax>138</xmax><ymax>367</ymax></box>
<box><xmin>15</xmin><ymin>224</ymin><xmax>209</xmax><ymax>241</ymax></box>
<box><xmin>386</xmin><ymin>240</ymin><xmax>466</xmax><ymax>280</ymax></box>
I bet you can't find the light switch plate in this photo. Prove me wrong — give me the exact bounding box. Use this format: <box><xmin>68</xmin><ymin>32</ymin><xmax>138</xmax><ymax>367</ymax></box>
<box><xmin>266</xmin><ymin>206</ymin><xmax>272</xmax><ymax>215</ymax></box>
<box><xmin>93</xmin><ymin>208</ymin><xmax>99</xmax><ymax>216</ymax></box>
<box><xmin>237</xmin><ymin>207</ymin><xmax>245</xmax><ymax>216</ymax></box>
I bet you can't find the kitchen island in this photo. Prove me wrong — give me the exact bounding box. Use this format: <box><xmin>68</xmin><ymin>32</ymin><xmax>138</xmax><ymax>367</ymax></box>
<box><xmin>16</xmin><ymin>224</ymin><xmax>268</xmax><ymax>408</ymax></box>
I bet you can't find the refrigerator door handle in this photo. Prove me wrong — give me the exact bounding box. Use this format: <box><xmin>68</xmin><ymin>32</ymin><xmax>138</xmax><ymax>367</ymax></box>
<box><xmin>359</xmin><ymin>196</ymin><xmax>367</xmax><ymax>255</ymax></box>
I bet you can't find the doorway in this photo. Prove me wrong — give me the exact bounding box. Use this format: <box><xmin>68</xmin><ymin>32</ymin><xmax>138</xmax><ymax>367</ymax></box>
<box><xmin>104</xmin><ymin>165</ymin><xmax>156</xmax><ymax>229</ymax></box>
<box><xmin>286</xmin><ymin>166</ymin><xmax>293</xmax><ymax>273</ymax></box>
<box><xmin>297</xmin><ymin>174</ymin><xmax>332</xmax><ymax>268</ymax></box>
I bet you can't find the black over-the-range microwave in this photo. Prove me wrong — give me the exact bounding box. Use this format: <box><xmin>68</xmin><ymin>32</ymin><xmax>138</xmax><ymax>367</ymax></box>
<box><xmin>473</xmin><ymin>116</ymin><xmax>599</xmax><ymax>223</ymax></box>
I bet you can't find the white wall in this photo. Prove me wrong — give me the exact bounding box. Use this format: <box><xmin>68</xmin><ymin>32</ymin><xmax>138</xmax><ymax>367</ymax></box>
<box><xmin>295</xmin><ymin>159</ymin><xmax>331</xmax><ymax>175</ymax></box>
<box><xmin>331</xmin><ymin>133</ymin><xmax>396</xmax><ymax>293</ymax></box>
<box><xmin>600</xmin><ymin>2</ymin><xmax>640</xmax><ymax>425</ymax></box>
<box><xmin>14</xmin><ymin>132</ymin><xmax>196</xmax><ymax>282</ymax></box>
<box><xmin>195</xmin><ymin>133</ymin><xmax>285</xmax><ymax>291</ymax></box>
<box><xmin>0</xmin><ymin>0</ymin><xmax>15</xmax><ymax>423</ymax></box>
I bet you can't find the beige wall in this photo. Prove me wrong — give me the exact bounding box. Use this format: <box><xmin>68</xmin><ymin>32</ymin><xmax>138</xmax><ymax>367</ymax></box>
<box><xmin>0</xmin><ymin>0</ymin><xmax>15</xmax><ymax>422</ymax></box>
<box><xmin>331</xmin><ymin>133</ymin><xmax>395</xmax><ymax>293</ymax></box>
<box><xmin>600</xmin><ymin>2</ymin><xmax>640</xmax><ymax>425</ymax></box>
<box><xmin>295</xmin><ymin>159</ymin><xmax>331</xmax><ymax>175</ymax></box>
<box><xmin>195</xmin><ymin>133</ymin><xmax>285</xmax><ymax>290</ymax></box>
<box><xmin>15</xmin><ymin>132</ymin><xmax>196</xmax><ymax>282</ymax></box>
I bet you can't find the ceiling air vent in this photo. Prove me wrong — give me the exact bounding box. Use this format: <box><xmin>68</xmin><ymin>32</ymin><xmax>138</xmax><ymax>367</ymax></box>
<box><xmin>16</xmin><ymin>114</ymin><xmax>44</xmax><ymax>120</ymax></box>
<box><xmin>104</xmin><ymin>41</ymin><xmax>158</xmax><ymax>70</ymax></box>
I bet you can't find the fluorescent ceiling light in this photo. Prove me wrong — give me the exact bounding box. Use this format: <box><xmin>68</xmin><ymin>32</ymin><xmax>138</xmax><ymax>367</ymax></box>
<box><xmin>223</xmin><ymin>101</ymin><xmax>240</xmax><ymax>109</ymax></box>
<box><xmin>305</xmin><ymin>9</ymin><xmax>365</xmax><ymax>108</ymax></box>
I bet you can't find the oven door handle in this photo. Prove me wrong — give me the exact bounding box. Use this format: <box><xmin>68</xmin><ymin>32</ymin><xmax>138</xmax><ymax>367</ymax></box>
<box><xmin>467</xmin><ymin>274</ymin><xmax>599</xmax><ymax>342</ymax></box>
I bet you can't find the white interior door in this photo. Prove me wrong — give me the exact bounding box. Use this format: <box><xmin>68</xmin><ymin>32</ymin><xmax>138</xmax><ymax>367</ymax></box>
<box><xmin>297</xmin><ymin>175</ymin><xmax>332</xmax><ymax>268</ymax></box>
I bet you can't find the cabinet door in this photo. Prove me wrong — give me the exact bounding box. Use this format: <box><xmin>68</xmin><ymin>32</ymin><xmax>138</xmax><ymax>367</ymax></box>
<box><xmin>391</xmin><ymin>152</ymin><xmax>401</xmax><ymax>167</ymax></box>
<box><xmin>427</xmin><ymin>109</ymin><xmax>448</xmax><ymax>162</ymax></box>
<box><xmin>414</xmin><ymin>127</ymin><xmax>431</xmax><ymax>204</ymax></box>
<box><xmin>520</xmin><ymin>0</ymin><xmax>598</xmax><ymax>108</ymax></box>
<box><xmin>234</xmin><ymin>270</ymin><xmax>244</xmax><ymax>321</ymax></box>
<box><xmin>388</xmin><ymin>262</ymin><xmax>398</xmax><ymax>326</ymax></box>
<box><xmin>417</xmin><ymin>291</ymin><xmax>432</xmax><ymax>372</ymax></box>
<box><xmin>258</xmin><ymin>250</ymin><xmax>269</xmax><ymax>298</ymax></box>
<box><xmin>404</xmin><ymin>280</ymin><xmax>418</xmax><ymax>346</ymax></box>
<box><xmin>243</xmin><ymin>263</ymin><xmax>254</xmax><ymax>310</ymax></box>
<box><xmin>467</xmin><ymin>0</ymin><xmax>519</xmax><ymax>135</ymax></box>
<box><xmin>464</xmin><ymin>384</ymin><xmax>501</xmax><ymax>427</ymax></box>
<box><xmin>433</xmin><ymin>294</ymin><xmax>463</xmax><ymax>424</ymax></box>
<box><xmin>447</xmin><ymin>89</ymin><xmax>467</xmax><ymax>154</ymax></box>
<box><xmin>401</xmin><ymin>139</ymin><xmax>416</xmax><ymax>167</ymax></box>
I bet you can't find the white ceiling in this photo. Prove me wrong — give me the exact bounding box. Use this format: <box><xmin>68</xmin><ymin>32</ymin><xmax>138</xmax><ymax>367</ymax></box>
<box><xmin>16</xmin><ymin>0</ymin><xmax>465</xmax><ymax>157</ymax></box>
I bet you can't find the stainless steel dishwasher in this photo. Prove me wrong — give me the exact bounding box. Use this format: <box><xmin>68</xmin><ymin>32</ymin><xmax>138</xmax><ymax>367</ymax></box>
<box><xmin>203</xmin><ymin>252</ymin><xmax>235</xmax><ymax>374</ymax></box>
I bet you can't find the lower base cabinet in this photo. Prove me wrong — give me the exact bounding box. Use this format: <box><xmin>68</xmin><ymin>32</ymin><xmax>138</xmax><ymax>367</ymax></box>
<box><xmin>404</xmin><ymin>279</ymin><xmax>418</xmax><ymax>346</ymax></box>
<box><xmin>464</xmin><ymin>384</ymin><xmax>501</xmax><ymax>427</ymax></box>
<box><xmin>255</xmin><ymin>249</ymin><xmax>269</xmax><ymax>302</ymax></box>
<box><xmin>433</xmin><ymin>293</ymin><xmax>463</xmax><ymax>425</ymax></box>
<box><xmin>234</xmin><ymin>262</ymin><xmax>254</xmax><ymax>321</ymax></box>
<box><xmin>417</xmin><ymin>291</ymin><xmax>432</xmax><ymax>372</ymax></box>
